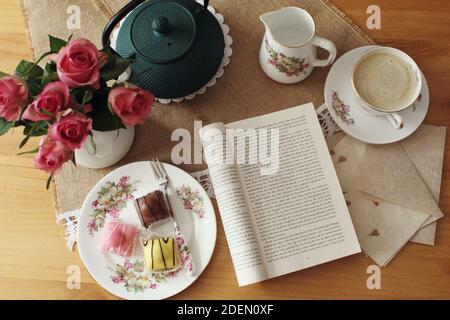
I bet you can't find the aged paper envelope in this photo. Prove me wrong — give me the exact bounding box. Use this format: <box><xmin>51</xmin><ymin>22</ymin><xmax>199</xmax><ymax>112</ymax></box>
<box><xmin>331</xmin><ymin>135</ymin><xmax>366</xmax><ymax>191</ymax></box>
<box><xmin>402</xmin><ymin>125</ymin><xmax>446</xmax><ymax>203</ymax></box>
<box><xmin>344</xmin><ymin>190</ymin><xmax>430</xmax><ymax>267</ymax></box>
<box><xmin>354</xmin><ymin>142</ymin><xmax>444</xmax><ymax>227</ymax></box>
<box><xmin>331</xmin><ymin>133</ymin><xmax>441</xmax><ymax>265</ymax></box>
<box><xmin>410</xmin><ymin>223</ymin><xmax>437</xmax><ymax>246</ymax></box>
<box><xmin>326</xmin><ymin>131</ymin><xmax>346</xmax><ymax>151</ymax></box>
<box><xmin>329</xmin><ymin>125</ymin><xmax>446</xmax><ymax>245</ymax></box>
<box><xmin>403</xmin><ymin>125</ymin><xmax>446</xmax><ymax>245</ymax></box>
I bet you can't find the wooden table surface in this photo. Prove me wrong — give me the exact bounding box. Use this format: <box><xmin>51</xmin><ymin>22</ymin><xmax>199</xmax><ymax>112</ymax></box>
<box><xmin>0</xmin><ymin>0</ymin><xmax>449</xmax><ymax>300</ymax></box>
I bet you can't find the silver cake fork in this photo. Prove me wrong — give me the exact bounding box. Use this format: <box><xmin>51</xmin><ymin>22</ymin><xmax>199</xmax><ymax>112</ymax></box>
<box><xmin>150</xmin><ymin>158</ymin><xmax>169</xmax><ymax>192</ymax></box>
<box><xmin>149</xmin><ymin>159</ymin><xmax>196</xmax><ymax>276</ymax></box>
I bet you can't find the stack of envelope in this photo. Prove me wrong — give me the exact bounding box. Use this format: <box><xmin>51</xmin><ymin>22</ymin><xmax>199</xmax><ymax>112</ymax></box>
<box><xmin>328</xmin><ymin>125</ymin><xmax>446</xmax><ymax>266</ymax></box>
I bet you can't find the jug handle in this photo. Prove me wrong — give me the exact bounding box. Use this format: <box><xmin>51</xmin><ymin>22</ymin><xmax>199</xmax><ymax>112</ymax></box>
<box><xmin>311</xmin><ymin>36</ymin><xmax>337</xmax><ymax>67</ymax></box>
<box><xmin>102</xmin><ymin>0</ymin><xmax>146</xmax><ymax>48</ymax></box>
<box><xmin>102</xmin><ymin>0</ymin><xmax>210</xmax><ymax>48</ymax></box>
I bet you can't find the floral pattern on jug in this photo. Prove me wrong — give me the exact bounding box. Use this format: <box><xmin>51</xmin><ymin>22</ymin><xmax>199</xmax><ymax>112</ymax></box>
<box><xmin>264</xmin><ymin>38</ymin><xmax>310</xmax><ymax>77</ymax></box>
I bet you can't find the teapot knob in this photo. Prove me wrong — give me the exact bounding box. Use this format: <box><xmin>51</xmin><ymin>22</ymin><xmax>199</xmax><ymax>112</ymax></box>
<box><xmin>152</xmin><ymin>17</ymin><xmax>171</xmax><ymax>35</ymax></box>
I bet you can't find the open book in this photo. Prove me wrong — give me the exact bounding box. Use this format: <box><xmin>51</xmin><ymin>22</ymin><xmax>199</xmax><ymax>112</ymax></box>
<box><xmin>199</xmin><ymin>103</ymin><xmax>360</xmax><ymax>286</ymax></box>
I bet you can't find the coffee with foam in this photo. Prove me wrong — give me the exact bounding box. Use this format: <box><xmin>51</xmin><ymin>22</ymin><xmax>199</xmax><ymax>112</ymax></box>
<box><xmin>353</xmin><ymin>52</ymin><xmax>418</xmax><ymax>111</ymax></box>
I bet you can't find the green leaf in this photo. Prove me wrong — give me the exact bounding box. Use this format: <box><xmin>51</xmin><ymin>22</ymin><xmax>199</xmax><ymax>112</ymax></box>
<box><xmin>91</xmin><ymin>110</ymin><xmax>126</xmax><ymax>131</ymax></box>
<box><xmin>49</xmin><ymin>35</ymin><xmax>67</xmax><ymax>53</ymax></box>
<box><xmin>85</xmin><ymin>134</ymin><xmax>97</xmax><ymax>155</ymax></box>
<box><xmin>27</xmin><ymin>79</ymin><xmax>42</xmax><ymax>97</ymax></box>
<box><xmin>19</xmin><ymin>135</ymin><xmax>31</xmax><ymax>149</ymax></box>
<box><xmin>15</xmin><ymin>60</ymin><xmax>44</xmax><ymax>80</ymax></box>
<box><xmin>13</xmin><ymin>120</ymin><xmax>24</xmax><ymax>128</ymax></box>
<box><xmin>0</xmin><ymin>71</ymin><xmax>8</xmax><ymax>78</ymax></box>
<box><xmin>42</xmin><ymin>63</ymin><xmax>59</xmax><ymax>87</ymax></box>
<box><xmin>46</xmin><ymin>174</ymin><xmax>53</xmax><ymax>190</ymax></box>
<box><xmin>101</xmin><ymin>48</ymin><xmax>133</xmax><ymax>81</ymax></box>
<box><xmin>23</xmin><ymin>121</ymin><xmax>48</xmax><ymax>137</ymax></box>
<box><xmin>84</xmin><ymin>90</ymin><xmax>126</xmax><ymax>131</ymax></box>
<box><xmin>42</xmin><ymin>109</ymin><xmax>55</xmax><ymax>117</ymax></box>
<box><xmin>82</xmin><ymin>89</ymin><xmax>94</xmax><ymax>106</ymax></box>
<box><xmin>71</xmin><ymin>87</ymin><xmax>94</xmax><ymax>106</ymax></box>
<box><xmin>0</xmin><ymin>118</ymin><xmax>13</xmax><ymax>136</ymax></box>
<box><xmin>17</xmin><ymin>147</ymin><xmax>39</xmax><ymax>156</ymax></box>
<box><xmin>71</xmin><ymin>155</ymin><xmax>77</xmax><ymax>167</ymax></box>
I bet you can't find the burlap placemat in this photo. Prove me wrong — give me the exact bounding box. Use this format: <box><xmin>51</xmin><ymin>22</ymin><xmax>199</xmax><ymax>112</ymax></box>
<box><xmin>21</xmin><ymin>0</ymin><xmax>375</xmax><ymax>213</ymax></box>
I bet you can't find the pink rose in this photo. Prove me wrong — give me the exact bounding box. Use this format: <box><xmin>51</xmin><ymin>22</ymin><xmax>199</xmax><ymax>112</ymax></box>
<box><xmin>50</xmin><ymin>38</ymin><xmax>108</xmax><ymax>89</ymax></box>
<box><xmin>48</xmin><ymin>112</ymin><xmax>92</xmax><ymax>150</ymax></box>
<box><xmin>0</xmin><ymin>75</ymin><xmax>28</xmax><ymax>121</ymax></box>
<box><xmin>108</xmin><ymin>86</ymin><xmax>155</xmax><ymax>126</ymax></box>
<box><xmin>22</xmin><ymin>81</ymin><xmax>70</xmax><ymax>121</ymax></box>
<box><xmin>34</xmin><ymin>136</ymin><xmax>72</xmax><ymax>175</ymax></box>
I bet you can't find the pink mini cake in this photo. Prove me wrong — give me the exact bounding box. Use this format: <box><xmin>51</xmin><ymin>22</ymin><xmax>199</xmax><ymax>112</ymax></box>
<box><xmin>101</xmin><ymin>221</ymin><xmax>137</xmax><ymax>257</ymax></box>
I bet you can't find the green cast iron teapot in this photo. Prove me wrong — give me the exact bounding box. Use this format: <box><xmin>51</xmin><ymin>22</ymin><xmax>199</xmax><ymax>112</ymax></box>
<box><xmin>102</xmin><ymin>0</ymin><xmax>225</xmax><ymax>99</ymax></box>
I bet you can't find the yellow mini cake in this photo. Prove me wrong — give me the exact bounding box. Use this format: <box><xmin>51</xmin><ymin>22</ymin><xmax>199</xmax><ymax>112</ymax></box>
<box><xmin>143</xmin><ymin>237</ymin><xmax>181</xmax><ymax>272</ymax></box>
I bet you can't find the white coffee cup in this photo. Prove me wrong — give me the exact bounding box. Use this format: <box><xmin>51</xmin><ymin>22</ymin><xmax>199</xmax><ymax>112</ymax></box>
<box><xmin>351</xmin><ymin>47</ymin><xmax>422</xmax><ymax>129</ymax></box>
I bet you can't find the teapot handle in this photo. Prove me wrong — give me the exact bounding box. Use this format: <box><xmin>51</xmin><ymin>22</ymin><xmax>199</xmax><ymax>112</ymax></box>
<box><xmin>102</xmin><ymin>0</ymin><xmax>145</xmax><ymax>48</ymax></box>
<box><xmin>102</xmin><ymin>0</ymin><xmax>210</xmax><ymax>48</ymax></box>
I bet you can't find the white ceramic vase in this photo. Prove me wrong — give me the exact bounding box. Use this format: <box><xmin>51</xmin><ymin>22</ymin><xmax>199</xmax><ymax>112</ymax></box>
<box><xmin>75</xmin><ymin>126</ymin><xmax>135</xmax><ymax>169</ymax></box>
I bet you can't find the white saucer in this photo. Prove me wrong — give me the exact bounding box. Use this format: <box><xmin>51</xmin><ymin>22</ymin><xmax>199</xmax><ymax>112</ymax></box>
<box><xmin>77</xmin><ymin>162</ymin><xmax>217</xmax><ymax>300</ymax></box>
<box><xmin>324</xmin><ymin>46</ymin><xmax>429</xmax><ymax>144</ymax></box>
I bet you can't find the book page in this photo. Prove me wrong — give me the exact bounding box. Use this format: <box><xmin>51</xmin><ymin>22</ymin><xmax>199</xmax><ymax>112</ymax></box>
<box><xmin>199</xmin><ymin>123</ymin><xmax>267</xmax><ymax>286</ymax></box>
<box><xmin>226</xmin><ymin>103</ymin><xmax>360</xmax><ymax>281</ymax></box>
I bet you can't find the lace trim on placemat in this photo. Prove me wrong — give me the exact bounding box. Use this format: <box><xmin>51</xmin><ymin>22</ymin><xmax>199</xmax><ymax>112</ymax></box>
<box><xmin>57</xmin><ymin>103</ymin><xmax>339</xmax><ymax>251</ymax></box>
<box><xmin>319</xmin><ymin>0</ymin><xmax>376</xmax><ymax>46</ymax></box>
<box><xmin>56</xmin><ymin>209</ymin><xmax>80</xmax><ymax>251</ymax></box>
<box><xmin>317</xmin><ymin>102</ymin><xmax>341</xmax><ymax>139</ymax></box>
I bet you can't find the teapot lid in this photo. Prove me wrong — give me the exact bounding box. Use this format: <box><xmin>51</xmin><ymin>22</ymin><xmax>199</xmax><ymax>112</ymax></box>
<box><xmin>114</xmin><ymin>0</ymin><xmax>225</xmax><ymax>99</ymax></box>
<box><xmin>130</xmin><ymin>1</ymin><xmax>197</xmax><ymax>64</ymax></box>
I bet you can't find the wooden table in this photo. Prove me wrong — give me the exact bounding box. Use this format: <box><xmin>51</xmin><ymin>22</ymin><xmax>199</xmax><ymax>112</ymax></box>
<box><xmin>0</xmin><ymin>0</ymin><xmax>449</xmax><ymax>299</ymax></box>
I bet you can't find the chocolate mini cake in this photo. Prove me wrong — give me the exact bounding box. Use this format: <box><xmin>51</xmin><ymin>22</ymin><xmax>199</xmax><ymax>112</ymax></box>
<box><xmin>134</xmin><ymin>190</ymin><xmax>172</xmax><ymax>228</ymax></box>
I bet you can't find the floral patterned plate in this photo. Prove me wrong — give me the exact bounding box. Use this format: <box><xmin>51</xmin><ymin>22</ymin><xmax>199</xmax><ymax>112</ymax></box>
<box><xmin>77</xmin><ymin>162</ymin><xmax>217</xmax><ymax>300</ymax></box>
<box><xmin>324</xmin><ymin>46</ymin><xmax>429</xmax><ymax>144</ymax></box>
